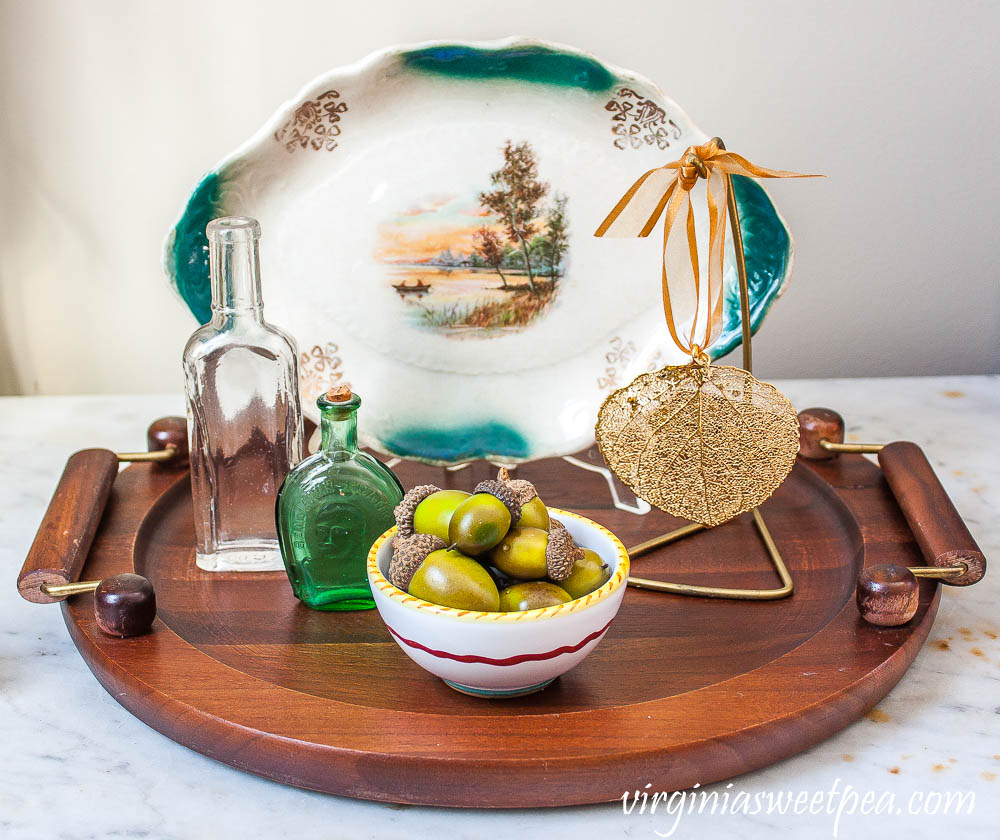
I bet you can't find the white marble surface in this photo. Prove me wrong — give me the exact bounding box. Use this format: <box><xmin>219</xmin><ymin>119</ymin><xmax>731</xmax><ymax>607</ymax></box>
<box><xmin>1</xmin><ymin>378</ymin><xmax>998</xmax><ymax>840</ymax></box>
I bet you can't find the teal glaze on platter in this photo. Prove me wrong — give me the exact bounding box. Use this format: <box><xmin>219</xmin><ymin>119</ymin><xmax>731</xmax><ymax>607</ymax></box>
<box><xmin>400</xmin><ymin>44</ymin><xmax>616</xmax><ymax>91</ymax></box>
<box><xmin>162</xmin><ymin>38</ymin><xmax>798</xmax><ymax>465</ymax></box>
<box><xmin>713</xmin><ymin>175</ymin><xmax>793</xmax><ymax>360</ymax></box>
<box><xmin>383</xmin><ymin>422</ymin><xmax>531</xmax><ymax>462</ymax></box>
<box><xmin>169</xmin><ymin>172</ymin><xmax>223</xmax><ymax>325</ymax></box>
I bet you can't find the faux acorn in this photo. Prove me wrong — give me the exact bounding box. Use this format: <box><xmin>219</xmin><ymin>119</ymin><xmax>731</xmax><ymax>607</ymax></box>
<box><xmin>475</xmin><ymin>478</ymin><xmax>521</xmax><ymax>524</ymax></box>
<box><xmin>413</xmin><ymin>489</ymin><xmax>470</xmax><ymax>541</ymax></box>
<box><xmin>562</xmin><ymin>548</ymin><xmax>611</xmax><ymax>598</ymax></box>
<box><xmin>475</xmin><ymin>467</ymin><xmax>549</xmax><ymax>530</ymax></box>
<box><xmin>448</xmin><ymin>493</ymin><xmax>511</xmax><ymax>555</ymax></box>
<box><xmin>389</xmin><ymin>484</ymin><xmax>448</xmax><ymax>589</ymax></box>
<box><xmin>409</xmin><ymin>548</ymin><xmax>500</xmax><ymax>611</ymax></box>
<box><xmin>388</xmin><ymin>532</ymin><xmax>446</xmax><ymax>590</ymax></box>
<box><xmin>393</xmin><ymin>484</ymin><xmax>441</xmax><ymax>538</ymax></box>
<box><xmin>499</xmin><ymin>581</ymin><xmax>572</xmax><ymax>611</ymax></box>
<box><xmin>490</xmin><ymin>526</ymin><xmax>549</xmax><ymax>579</ymax></box>
<box><xmin>489</xmin><ymin>522</ymin><xmax>583</xmax><ymax>583</ymax></box>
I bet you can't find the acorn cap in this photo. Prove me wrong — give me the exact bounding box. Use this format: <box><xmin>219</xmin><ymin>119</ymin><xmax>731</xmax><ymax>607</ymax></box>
<box><xmin>546</xmin><ymin>517</ymin><xmax>584</xmax><ymax>582</ymax></box>
<box><xmin>388</xmin><ymin>532</ymin><xmax>445</xmax><ymax>590</ymax></box>
<box><xmin>393</xmin><ymin>484</ymin><xmax>441</xmax><ymax>538</ymax></box>
<box><xmin>497</xmin><ymin>466</ymin><xmax>540</xmax><ymax>508</ymax></box>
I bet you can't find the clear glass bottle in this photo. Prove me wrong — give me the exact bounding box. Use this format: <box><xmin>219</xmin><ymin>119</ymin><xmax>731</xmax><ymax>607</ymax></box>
<box><xmin>277</xmin><ymin>387</ymin><xmax>404</xmax><ymax>610</ymax></box>
<box><xmin>183</xmin><ymin>216</ymin><xmax>303</xmax><ymax>572</ymax></box>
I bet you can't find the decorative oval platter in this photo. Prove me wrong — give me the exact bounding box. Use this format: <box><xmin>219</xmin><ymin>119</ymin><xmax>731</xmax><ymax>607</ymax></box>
<box><xmin>164</xmin><ymin>38</ymin><xmax>793</xmax><ymax>464</ymax></box>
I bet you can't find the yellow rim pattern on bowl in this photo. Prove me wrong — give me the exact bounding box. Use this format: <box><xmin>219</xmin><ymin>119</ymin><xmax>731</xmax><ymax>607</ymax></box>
<box><xmin>367</xmin><ymin>508</ymin><xmax>630</xmax><ymax>622</ymax></box>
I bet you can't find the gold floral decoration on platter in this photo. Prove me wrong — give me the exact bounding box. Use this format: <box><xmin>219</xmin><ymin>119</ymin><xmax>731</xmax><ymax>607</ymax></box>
<box><xmin>595</xmin><ymin>360</ymin><xmax>799</xmax><ymax>527</ymax></box>
<box><xmin>274</xmin><ymin>90</ymin><xmax>348</xmax><ymax>153</ymax></box>
<box><xmin>299</xmin><ymin>342</ymin><xmax>345</xmax><ymax>404</ymax></box>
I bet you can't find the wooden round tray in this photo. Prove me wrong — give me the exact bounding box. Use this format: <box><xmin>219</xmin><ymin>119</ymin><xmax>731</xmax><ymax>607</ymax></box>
<box><xmin>63</xmin><ymin>448</ymin><xmax>937</xmax><ymax>807</ymax></box>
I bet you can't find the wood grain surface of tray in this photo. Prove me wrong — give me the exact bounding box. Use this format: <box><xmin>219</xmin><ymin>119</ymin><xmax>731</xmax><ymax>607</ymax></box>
<box><xmin>60</xmin><ymin>448</ymin><xmax>936</xmax><ymax>807</ymax></box>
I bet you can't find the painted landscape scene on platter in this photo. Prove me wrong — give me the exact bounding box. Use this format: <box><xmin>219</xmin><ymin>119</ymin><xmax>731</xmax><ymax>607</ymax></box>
<box><xmin>376</xmin><ymin>140</ymin><xmax>569</xmax><ymax>336</ymax></box>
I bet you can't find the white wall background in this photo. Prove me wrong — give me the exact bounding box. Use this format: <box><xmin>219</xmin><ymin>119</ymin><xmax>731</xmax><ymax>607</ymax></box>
<box><xmin>1</xmin><ymin>0</ymin><xmax>997</xmax><ymax>396</ymax></box>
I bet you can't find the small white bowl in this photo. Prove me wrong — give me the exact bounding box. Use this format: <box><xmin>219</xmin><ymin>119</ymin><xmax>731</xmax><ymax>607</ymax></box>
<box><xmin>367</xmin><ymin>508</ymin><xmax>629</xmax><ymax>698</ymax></box>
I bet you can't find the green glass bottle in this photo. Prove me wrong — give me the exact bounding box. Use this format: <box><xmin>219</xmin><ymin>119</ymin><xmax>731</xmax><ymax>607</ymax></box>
<box><xmin>277</xmin><ymin>386</ymin><xmax>403</xmax><ymax>610</ymax></box>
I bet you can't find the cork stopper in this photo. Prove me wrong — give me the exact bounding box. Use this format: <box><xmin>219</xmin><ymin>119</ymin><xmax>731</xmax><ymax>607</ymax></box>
<box><xmin>326</xmin><ymin>385</ymin><xmax>353</xmax><ymax>402</ymax></box>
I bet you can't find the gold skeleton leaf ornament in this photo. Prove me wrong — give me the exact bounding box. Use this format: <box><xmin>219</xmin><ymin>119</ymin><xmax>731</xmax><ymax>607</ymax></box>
<box><xmin>594</xmin><ymin>139</ymin><xmax>817</xmax><ymax>526</ymax></box>
<box><xmin>597</xmin><ymin>357</ymin><xmax>799</xmax><ymax>526</ymax></box>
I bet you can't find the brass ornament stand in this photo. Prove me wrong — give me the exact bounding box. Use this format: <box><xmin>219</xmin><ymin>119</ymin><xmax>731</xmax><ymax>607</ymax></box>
<box><xmin>622</xmin><ymin>138</ymin><xmax>794</xmax><ymax>601</ymax></box>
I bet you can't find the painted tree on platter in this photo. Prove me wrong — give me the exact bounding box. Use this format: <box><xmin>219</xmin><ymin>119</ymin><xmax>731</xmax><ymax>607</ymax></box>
<box><xmin>479</xmin><ymin>140</ymin><xmax>549</xmax><ymax>292</ymax></box>
<box><xmin>543</xmin><ymin>192</ymin><xmax>569</xmax><ymax>282</ymax></box>
<box><xmin>473</xmin><ymin>226</ymin><xmax>508</xmax><ymax>288</ymax></box>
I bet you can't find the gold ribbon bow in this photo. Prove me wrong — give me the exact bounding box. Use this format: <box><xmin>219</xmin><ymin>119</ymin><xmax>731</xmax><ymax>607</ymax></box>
<box><xmin>595</xmin><ymin>138</ymin><xmax>819</xmax><ymax>356</ymax></box>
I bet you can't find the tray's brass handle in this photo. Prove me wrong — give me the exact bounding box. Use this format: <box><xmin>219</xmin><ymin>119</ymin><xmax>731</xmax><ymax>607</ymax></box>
<box><xmin>17</xmin><ymin>417</ymin><xmax>187</xmax><ymax>604</ymax></box>
<box><xmin>798</xmin><ymin>408</ymin><xmax>986</xmax><ymax>626</ymax></box>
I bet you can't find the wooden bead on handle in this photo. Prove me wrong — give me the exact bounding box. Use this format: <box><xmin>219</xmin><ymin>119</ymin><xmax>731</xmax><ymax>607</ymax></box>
<box><xmin>37</xmin><ymin>573</ymin><xmax>157</xmax><ymax>637</ymax></box>
<box><xmin>17</xmin><ymin>449</ymin><xmax>119</xmax><ymax>604</ymax></box>
<box><xmin>94</xmin><ymin>574</ymin><xmax>156</xmax><ymax>637</ymax></box>
<box><xmin>147</xmin><ymin>416</ymin><xmax>189</xmax><ymax>466</ymax></box>
<box><xmin>856</xmin><ymin>565</ymin><xmax>919</xmax><ymax>626</ymax></box>
<box><xmin>797</xmin><ymin>407</ymin><xmax>844</xmax><ymax>460</ymax></box>
<box><xmin>878</xmin><ymin>441</ymin><xmax>986</xmax><ymax>586</ymax></box>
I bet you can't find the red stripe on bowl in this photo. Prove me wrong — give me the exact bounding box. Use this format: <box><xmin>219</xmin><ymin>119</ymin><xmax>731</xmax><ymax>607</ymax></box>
<box><xmin>384</xmin><ymin>619</ymin><xmax>614</xmax><ymax>666</ymax></box>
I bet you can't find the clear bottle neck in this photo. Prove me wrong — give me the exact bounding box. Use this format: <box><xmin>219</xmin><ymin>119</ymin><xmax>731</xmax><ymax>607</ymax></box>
<box><xmin>208</xmin><ymin>217</ymin><xmax>264</xmax><ymax>322</ymax></box>
<box><xmin>319</xmin><ymin>394</ymin><xmax>361</xmax><ymax>456</ymax></box>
